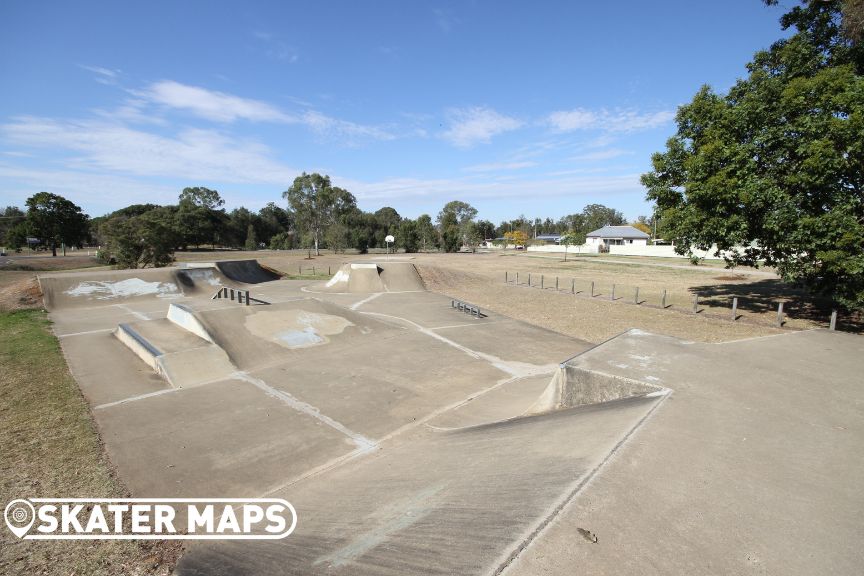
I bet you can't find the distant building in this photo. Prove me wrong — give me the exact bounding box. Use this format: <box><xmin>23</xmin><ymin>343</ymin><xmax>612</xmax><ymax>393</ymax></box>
<box><xmin>534</xmin><ymin>233</ymin><xmax>561</xmax><ymax>245</ymax></box>
<box><xmin>586</xmin><ymin>225</ymin><xmax>649</xmax><ymax>247</ymax></box>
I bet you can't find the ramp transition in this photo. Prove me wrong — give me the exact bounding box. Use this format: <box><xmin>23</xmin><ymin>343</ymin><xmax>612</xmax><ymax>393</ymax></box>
<box><xmin>318</xmin><ymin>261</ymin><xmax>426</xmax><ymax>293</ymax></box>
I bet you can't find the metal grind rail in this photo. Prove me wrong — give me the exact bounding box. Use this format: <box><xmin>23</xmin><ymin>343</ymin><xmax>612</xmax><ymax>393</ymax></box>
<box><xmin>211</xmin><ymin>286</ymin><xmax>270</xmax><ymax>305</ymax></box>
<box><xmin>451</xmin><ymin>299</ymin><xmax>485</xmax><ymax>319</ymax></box>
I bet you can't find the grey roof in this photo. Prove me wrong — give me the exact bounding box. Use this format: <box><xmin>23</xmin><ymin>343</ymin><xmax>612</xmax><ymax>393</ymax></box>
<box><xmin>586</xmin><ymin>225</ymin><xmax>650</xmax><ymax>239</ymax></box>
<box><xmin>535</xmin><ymin>234</ymin><xmax>561</xmax><ymax>240</ymax></box>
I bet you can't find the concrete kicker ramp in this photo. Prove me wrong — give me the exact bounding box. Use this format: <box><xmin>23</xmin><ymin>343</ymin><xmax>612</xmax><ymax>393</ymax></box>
<box><xmin>317</xmin><ymin>262</ymin><xmax>426</xmax><ymax>293</ymax></box>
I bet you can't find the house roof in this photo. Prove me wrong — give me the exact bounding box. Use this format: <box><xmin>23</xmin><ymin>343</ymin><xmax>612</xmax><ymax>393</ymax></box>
<box><xmin>586</xmin><ymin>225</ymin><xmax>650</xmax><ymax>239</ymax></box>
<box><xmin>535</xmin><ymin>234</ymin><xmax>561</xmax><ymax>240</ymax></box>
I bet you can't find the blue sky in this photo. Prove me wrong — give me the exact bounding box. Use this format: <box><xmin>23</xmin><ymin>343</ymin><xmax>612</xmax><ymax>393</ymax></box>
<box><xmin>0</xmin><ymin>0</ymin><xmax>788</xmax><ymax>223</ymax></box>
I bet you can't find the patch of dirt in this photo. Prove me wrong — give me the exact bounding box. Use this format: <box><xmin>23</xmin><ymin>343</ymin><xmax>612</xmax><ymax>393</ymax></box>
<box><xmin>0</xmin><ymin>274</ymin><xmax>43</xmax><ymax>311</ymax></box>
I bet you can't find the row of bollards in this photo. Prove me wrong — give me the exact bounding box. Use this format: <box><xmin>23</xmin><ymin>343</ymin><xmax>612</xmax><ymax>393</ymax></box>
<box><xmin>504</xmin><ymin>271</ymin><xmax>844</xmax><ymax>330</ymax></box>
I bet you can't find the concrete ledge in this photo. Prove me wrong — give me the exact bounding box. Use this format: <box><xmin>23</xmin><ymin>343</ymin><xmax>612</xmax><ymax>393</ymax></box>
<box><xmin>114</xmin><ymin>323</ymin><xmax>162</xmax><ymax>371</ymax></box>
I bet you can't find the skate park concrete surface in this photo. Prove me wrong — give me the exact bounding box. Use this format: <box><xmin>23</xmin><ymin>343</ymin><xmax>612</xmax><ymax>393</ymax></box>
<box><xmin>39</xmin><ymin>259</ymin><xmax>864</xmax><ymax>575</ymax></box>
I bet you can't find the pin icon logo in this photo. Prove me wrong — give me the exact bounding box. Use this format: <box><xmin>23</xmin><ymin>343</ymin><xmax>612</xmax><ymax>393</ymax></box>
<box><xmin>5</xmin><ymin>499</ymin><xmax>35</xmax><ymax>538</ymax></box>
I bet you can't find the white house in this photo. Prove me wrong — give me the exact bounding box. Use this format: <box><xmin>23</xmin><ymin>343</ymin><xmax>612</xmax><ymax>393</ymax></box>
<box><xmin>585</xmin><ymin>225</ymin><xmax>650</xmax><ymax>247</ymax></box>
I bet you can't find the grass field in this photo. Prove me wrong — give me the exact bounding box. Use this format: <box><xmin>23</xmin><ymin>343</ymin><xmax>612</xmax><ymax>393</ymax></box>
<box><xmin>0</xmin><ymin>309</ymin><xmax>179</xmax><ymax>575</ymax></box>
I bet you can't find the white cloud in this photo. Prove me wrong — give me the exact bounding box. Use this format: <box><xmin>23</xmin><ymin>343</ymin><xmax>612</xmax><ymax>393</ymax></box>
<box><xmin>1</xmin><ymin>116</ymin><xmax>299</xmax><ymax>184</ymax></box>
<box><xmin>569</xmin><ymin>148</ymin><xmax>631</xmax><ymax>161</ymax></box>
<box><xmin>253</xmin><ymin>31</ymin><xmax>299</xmax><ymax>63</ymax></box>
<box><xmin>441</xmin><ymin>107</ymin><xmax>523</xmax><ymax>148</ymax></box>
<box><xmin>462</xmin><ymin>161</ymin><xmax>536</xmax><ymax>173</ymax></box>
<box><xmin>546</xmin><ymin>108</ymin><xmax>675</xmax><ymax>133</ymax></box>
<box><xmin>301</xmin><ymin>110</ymin><xmax>396</xmax><ymax>143</ymax></box>
<box><xmin>138</xmin><ymin>80</ymin><xmax>297</xmax><ymax>123</ymax></box>
<box><xmin>0</xmin><ymin>164</ymin><xmax>177</xmax><ymax>213</ymax></box>
<box><xmin>341</xmin><ymin>172</ymin><xmax>642</xmax><ymax>203</ymax></box>
<box><xmin>78</xmin><ymin>64</ymin><xmax>122</xmax><ymax>85</ymax></box>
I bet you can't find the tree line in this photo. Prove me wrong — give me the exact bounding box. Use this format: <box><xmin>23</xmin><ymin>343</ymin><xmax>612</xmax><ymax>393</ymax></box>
<box><xmin>1</xmin><ymin>174</ymin><xmax>648</xmax><ymax>267</ymax></box>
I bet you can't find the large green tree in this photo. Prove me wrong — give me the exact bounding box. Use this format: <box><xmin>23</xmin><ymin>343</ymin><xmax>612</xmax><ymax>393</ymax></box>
<box><xmin>437</xmin><ymin>200</ymin><xmax>478</xmax><ymax>252</ymax></box>
<box><xmin>24</xmin><ymin>192</ymin><xmax>89</xmax><ymax>256</ymax></box>
<box><xmin>283</xmin><ymin>173</ymin><xmax>356</xmax><ymax>255</ymax></box>
<box><xmin>176</xmin><ymin>187</ymin><xmax>227</xmax><ymax>248</ymax></box>
<box><xmin>99</xmin><ymin>207</ymin><xmax>178</xmax><ymax>268</ymax></box>
<box><xmin>642</xmin><ymin>0</ymin><xmax>864</xmax><ymax>309</ymax></box>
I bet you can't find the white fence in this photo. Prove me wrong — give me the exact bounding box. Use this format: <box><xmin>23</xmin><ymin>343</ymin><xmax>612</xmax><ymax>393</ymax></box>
<box><xmin>526</xmin><ymin>243</ymin><xmax>731</xmax><ymax>260</ymax></box>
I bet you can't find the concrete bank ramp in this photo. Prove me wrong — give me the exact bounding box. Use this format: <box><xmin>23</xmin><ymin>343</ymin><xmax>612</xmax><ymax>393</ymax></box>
<box><xmin>317</xmin><ymin>261</ymin><xmax>425</xmax><ymax>293</ymax></box>
<box><xmin>215</xmin><ymin>259</ymin><xmax>282</xmax><ymax>284</ymax></box>
<box><xmin>40</xmin><ymin>268</ymin><xmax>185</xmax><ymax>310</ymax></box>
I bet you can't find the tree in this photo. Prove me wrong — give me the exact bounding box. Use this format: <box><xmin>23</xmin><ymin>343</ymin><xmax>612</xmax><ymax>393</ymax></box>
<box><xmin>178</xmin><ymin>187</ymin><xmax>224</xmax><ymax>210</ymax></box>
<box><xmin>504</xmin><ymin>230</ymin><xmax>529</xmax><ymax>249</ymax></box>
<box><xmin>397</xmin><ymin>219</ymin><xmax>420</xmax><ymax>253</ymax></box>
<box><xmin>474</xmin><ymin>219</ymin><xmax>496</xmax><ymax>242</ymax></box>
<box><xmin>99</xmin><ymin>207</ymin><xmax>177</xmax><ymax>268</ymax></box>
<box><xmin>325</xmin><ymin>221</ymin><xmax>350</xmax><ymax>253</ymax></box>
<box><xmin>283</xmin><ymin>173</ymin><xmax>356</xmax><ymax>255</ymax></box>
<box><xmin>463</xmin><ymin>222</ymin><xmax>483</xmax><ymax>253</ymax></box>
<box><xmin>177</xmin><ymin>187</ymin><xmax>227</xmax><ymax>248</ymax></box>
<box><xmin>415</xmin><ymin>214</ymin><xmax>437</xmax><ymax>251</ymax></box>
<box><xmin>642</xmin><ymin>0</ymin><xmax>864</xmax><ymax>309</ymax></box>
<box><xmin>1</xmin><ymin>206</ymin><xmax>26</xmax><ymax>245</ymax></box>
<box><xmin>257</xmin><ymin>202</ymin><xmax>293</xmax><ymax>246</ymax></box>
<box><xmin>560</xmin><ymin>230</ymin><xmax>586</xmax><ymax>261</ymax></box>
<box><xmin>24</xmin><ymin>192</ymin><xmax>89</xmax><ymax>256</ymax></box>
<box><xmin>437</xmin><ymin>200</ymin><xmax>478</xmax><ymax>252</ymax></box>
<box><xmin>580</xmin><ymin>204</ymin><xmax>626</xmax><ymax>234</ymax></box>
<box><xmin>269</xmin><ymin>231</ymin><xmax>295</xmax><ymax>250</ymax></box>
<box><xmin>631</xmin><ymin>221</ymin><xmax>652</xmax><ymax>236</ymax></box>
<box><xmin>244</xmin><ymin>223</ymin><xmax>258</xmax><ymax>251</ymax></box>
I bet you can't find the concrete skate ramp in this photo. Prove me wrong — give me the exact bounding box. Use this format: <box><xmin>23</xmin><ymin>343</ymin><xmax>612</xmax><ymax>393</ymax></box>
<box><xmin>40</xmin><ymin>262</ymin><xmax>278</xmax><ymax>310</ymax></box>
<box><xmin>40</xmin><ymin>268</ymin><xmax>184</xmax><ymax>310</ymax></box>
<box><xmin>318</xmin><ymin>262</ymin><xmax>425</xmax><ymax>293</ymax></box>
<box><xmin>215</xmin><ymin>259</ymin><xmax>281</xmax><ymax>284</ymax></box>
<box><xmin>528</xmin><ymin>363</ymin><xmax>665</xmax><ymax>414</ymax></box>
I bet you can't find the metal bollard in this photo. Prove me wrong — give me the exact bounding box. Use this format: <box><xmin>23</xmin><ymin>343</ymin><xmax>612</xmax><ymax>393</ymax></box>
<box><xmin>571</xmin><ymin>278</ymin><xmax>575</xmax><ymax>294</ymax></box>
<box><xmin>692</xmin><ymin>294</ymin><xmax>699</xmax><ymax>313</ymax></box>
<box><xmin>230</xmin><ymin>288</ymin><xmax>235</xmax><ymax>301</ymax></box>
<box><xmin>590</xmin><ymin>281</ymin><xmax>594</xmax><ymax>297</ymax></box>
<box><xmin>634</xmin><ymin>287</ymin><xmax>640</xmax><ymax>304</ymax></box>
<box><xmin>516</xmin><ymin>272</ymin><xmax>519</xmax><ymax>285</ymax></box>
<box><xmin>528</xmin><ymin>273</ymin><xmax>531</xmax><ymax>287</ymax></box>
<box><xmin>776</xmin><ymin>302</ymin><xmax>784</xmax><ymax>327</ymax></box>
<box><xmin>661</xmin><ymin>289</ymin><xmax>667</xmax><ymax>309</ymax></box>
<box><xmin>541</xmin><ymin>275</ymin><xmax>544</xmax><ymax>289</ymax></box>
<box><xmin>732</xmin><ymin>297</ymin><xmax>738</xmax><ymax>320</ymax></box>
<box><xmin>830</xmin><ymin>310</ymin><xmax>837</xmax><ymax>330</ymax></box>
<box><xmin>245</xmin><ymin>290</ymin><xmax>251</xmax><ymax>306</ymax></box>
<box><xmin>556</xmin><ymin>276</ymin><xmax>559</xmax><ymax>291</ymax></box>
<box><xmin>611</xmin><ymin>284</ymin><xmax>615</xmax><ymax>301</ymax></box>
<box><xmin>505</xmin><ymin>271</ymin><xmax>508</xmax><ymax>283</ymax></box>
